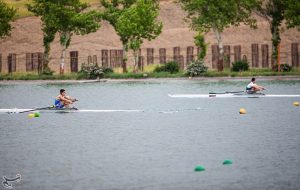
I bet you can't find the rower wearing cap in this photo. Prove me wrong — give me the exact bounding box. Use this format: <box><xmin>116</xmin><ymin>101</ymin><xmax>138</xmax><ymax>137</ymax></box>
<box><xmin>246</xmin><ymin>78</ymin><xmax>265</xmax><ymax>93</ymax></box>
<box><xmin>55</xmin><ymin>89</ymin><xmax>78</xmax><ymax>108</ymax></box>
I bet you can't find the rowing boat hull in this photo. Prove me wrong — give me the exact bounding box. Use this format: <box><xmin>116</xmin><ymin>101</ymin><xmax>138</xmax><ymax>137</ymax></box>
<box><xmin>0</xmin><ymin>108</ymin><xmax>144</xmax><ymax>114</ymax></box>
<box><xmin>168</xmin><ymin>94</ymin><xmax>300</xmax><ymax>98</ymax></box>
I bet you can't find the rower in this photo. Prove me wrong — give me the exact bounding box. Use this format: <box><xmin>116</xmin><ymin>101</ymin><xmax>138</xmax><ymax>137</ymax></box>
<box><xmin>246</xmin><ymin>78</ymin><xmax>265</xmax><ymax>93</ymax></box>
<box><xmin>55</xmin><ymin>89</ymin><xmax>78</xmax><ymax>108</ymax></box>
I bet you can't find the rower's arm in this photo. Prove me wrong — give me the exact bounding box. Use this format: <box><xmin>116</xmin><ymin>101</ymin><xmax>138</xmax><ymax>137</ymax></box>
<box><xmin>60</xmin><ymin>96</ymin><xmax>73</xmax><ymax>104</ymax></box>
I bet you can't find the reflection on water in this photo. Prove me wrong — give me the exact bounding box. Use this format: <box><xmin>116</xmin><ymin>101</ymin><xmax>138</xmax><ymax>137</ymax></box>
<box><xmin>0</xmin><ymin>79</ymin><xmax>300</xmax><ymax>190</ymax></box>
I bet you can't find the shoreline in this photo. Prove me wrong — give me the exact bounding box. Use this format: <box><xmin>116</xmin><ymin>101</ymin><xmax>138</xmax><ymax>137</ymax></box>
<box><xmin>1</xmin><ymin>75</ymin><xmax>300</xmax><ymax>84</ymax></box>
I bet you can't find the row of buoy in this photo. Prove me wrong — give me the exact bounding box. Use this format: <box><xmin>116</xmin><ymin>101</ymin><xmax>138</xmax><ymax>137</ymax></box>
<box><xmin>239</xmin><ymin>101</ymin><xmax>299</xmax><ymax>115</ymax></box>
<box><xmin>195</xmin><ymin>102</ymin><xmax>299</xmax><ymax>173</ymax></box>
<box><xmin>28</xmin><ymin>112</ymin><xmax>40</xmax><ymax>118</ymax></box>
<box><xmin>195</xmin><ymin>160</ymin><xmax>233</xmax><ymax>172</ymax></box>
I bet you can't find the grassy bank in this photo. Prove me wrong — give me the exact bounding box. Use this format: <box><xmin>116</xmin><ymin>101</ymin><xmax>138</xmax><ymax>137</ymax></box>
<box><xmin>4</xmin><ymin>0</ymin><xmax>101</xmax><ymax>18</ymax></box>
<box><xmin>1</xmin><ymin>68</ymin><xmax>300</xmax><ymax>80</ymax></box>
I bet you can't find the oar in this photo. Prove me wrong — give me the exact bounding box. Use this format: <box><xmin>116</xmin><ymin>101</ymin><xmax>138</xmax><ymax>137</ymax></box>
<box><xmin>209</xmin><ymin>91</ymin><xmax>244</xmax><ymax>94</ymax></box>
<box><xmin>225</xmin><ymin>91</ymin><xmax>245</xmax><ymax>94</ymax></box>
<box><xmin>18</xmin><ymin>106</ymin><xmax>55</xmax><ymax>114</ymax></box>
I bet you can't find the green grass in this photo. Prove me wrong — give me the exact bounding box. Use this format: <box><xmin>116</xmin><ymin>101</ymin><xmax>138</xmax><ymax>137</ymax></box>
<box><xmin>0</xmin><ymin>72</ymin><xmax>82</xmax><ymax>80</ymax></box>
<box><xmin>198</xmin><ymin>68</ymin><xmax>300</xmax><ymax>77</ymax></box>
<box><xmin>1</xmin><ymin>68</ymin><xmax>300</xmax><ymax>80</ymax></box>
<box><xmin>4</xmin><ymin>0</ymin><xmax>101</xmax><ymax>18</ymax></box>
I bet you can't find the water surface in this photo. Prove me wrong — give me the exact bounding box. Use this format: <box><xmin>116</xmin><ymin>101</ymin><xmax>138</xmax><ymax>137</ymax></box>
<box><xmin>0</xmin><ymin>79</ymin><xmax>300</xmax><ymax>190</ymax></box>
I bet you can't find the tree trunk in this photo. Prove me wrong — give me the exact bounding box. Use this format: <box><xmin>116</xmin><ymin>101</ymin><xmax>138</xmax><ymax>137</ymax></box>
<box><xmin>60</xmin><ymin>46</ymin><xmax>66</xmax><ymax>75</ymax></box>
<box><xmin>271</xmin><ymin>24</ymin><xmax>281</xmax><ymax>67</ymax></box>
<box><xmin>133</xmin><ymin>50</ymin><xmax>138</xmax><ymax>73</ymax></box>
<box><xmin>42</xmin><ymin>44</ymin><xmax>50</xmax><ymax>74</ymax></box>
<box><xmin>60</xmin><ymin>32</ymin><xmax>71</xmax><ymax>75</ymax></box>
<box><xmin>214</xmin><ymin>29</ymin><xmax>224</xmax><ymax>71</ymax></box>
<box><xmin>122</xmin><ymin>44</ymin><xmax>128</xmax><ymax>73</ymax></box>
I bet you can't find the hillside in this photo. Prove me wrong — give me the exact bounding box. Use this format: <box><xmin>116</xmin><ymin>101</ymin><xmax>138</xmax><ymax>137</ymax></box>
<box><xmin>0</xmin><ymin>0</ymin><xmax>300</xmax><ymax>73</ymax></box>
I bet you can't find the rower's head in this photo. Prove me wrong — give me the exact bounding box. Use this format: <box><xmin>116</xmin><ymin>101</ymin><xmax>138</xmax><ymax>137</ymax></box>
<box><xmin>60</xmin><ymin>89</ymin><xmax>66</xmax><ymax>95</ymax></box>
<box><xmin>251</xmin><ymin>78</ymin><xmax>256</xmax><ymax>82</ymax></box>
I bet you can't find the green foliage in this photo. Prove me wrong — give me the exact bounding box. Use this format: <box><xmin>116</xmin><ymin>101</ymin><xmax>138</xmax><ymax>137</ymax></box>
<box><xmin>180</xmin><ymin>0</ymin><xmax>260</xmax><ymax>72</ymax></box>
<box><xmin>0</xmin><ymin>0</ymin><xmax>16</xmax><ymax>38</ymax></box>
<box><xmin>41</xmin><ymin>67</ymin><xmax>54</xmax><ymax>75</ymax></box>
<box><xmin>103</xmin><ymin>67</ymin><xmax>114</xmax><ymax>74</ymax></box>
<box><xmin>101</xmin><ymin>0</ymin><xmax>162</xmax><ymax>72</ymax></box>
<box><xmin>80</xmin><ymin>64</ymin><xmax>104</xmax><ymax>79</ymax></box>
<box><xmin>194</xmin><ymin>32</ymin><xmax>207</xmax><ymax>60</ymax></box>
<box><xmin>116</xmin><ymin>0</ymin><xmax>162</xmax><ymax>50</ymax></box>
<box><xmin>284</xmin><ymin>0</ymin><xmax>300</xmax><ymax>30</ymax></box>
<box><xmin>231</xmin><ymin>60</ymin><xmax>249</xmax><ymax>72</ymax></box>
<box><xmin>272</xmin><ymin>63</ymin><xmax>292</xmax><ymax>72</ymax></box>
<box><xmin>154</xmin><ymin>61</ymin><xmax>180</xmax><ymax>74</ymax></box>
<box><xmin>180</xmin><ymin>0</ymin><xmax>261</xmax><ymax>33</ymax></box>
<box><xmin>186</xmin><ymin>60</ymin><xmax>208</xmax><ymax>76</ymax></box>
<box><xmin>261</xmin><ymin>0</ymin><xmax>285</xmax><ymax>63</ymax></box>
<box><xmin>27</xmin><ymin>0</ymin><xmax>102</xmax><ymax>73</ymax></box>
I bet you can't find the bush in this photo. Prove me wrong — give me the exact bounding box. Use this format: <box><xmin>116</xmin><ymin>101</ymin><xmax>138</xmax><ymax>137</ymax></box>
<box><xmin>186</xmin><ymin>60</ymin><xmax>208</xmax><ymax>77</ymax></box>
<box><xmin>79</xmin><ymin>63</ymin><xmax>104</xmax><ymax>79</ymax></box>
<box><xmin>272</xmin><ymin>63</ymin><xmax>292</xmax><ymax>72</ymax></box>
<box><xmin>231</xmin><ymin>60</ymin><xmax>249</xmax><ymax>72</ymax></box>
<box><xmin>103</xmin><ymin>67</ymin><xmax>114</xmax><ymax>74</ymax></box>
<box><xmin>41</xmin><ymin>67</ymin><xmax>54</xmax><ymax>75</ymax></box>
<box><xmin>153</xmin><ymin>61</ymin><xmax>179</xmax><ymax>74</ymax></box>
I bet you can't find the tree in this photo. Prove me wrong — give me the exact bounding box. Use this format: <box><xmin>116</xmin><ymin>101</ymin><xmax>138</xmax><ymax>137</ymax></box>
<box><xmin>101</xmin><ymin>0</ymin><xmax>137</xmax><ymax>73</ymax></box>
<box><xmin>258</xmin><ymin>0</ymin><xmax>285</xmax><ymax>68</ymax></box>
<box><xmin>194</xmin><ymin>32</ymin><xmax>207</xmax><ymax>61</ymax></box>
<box><xmin>284</xmin><ymin>0</ymin><xmax>300</xmax><ymax>30</ymax></box>
<box><xmin>116</xmin><ymin>0</ymin><xmax>162</xmax><ymax>72</ymax></box>
<box><xmin>28</xmin><ymin>1</ymin><xmax>57</xmax><ymax>73</ymax></box>
<box><xmin>180</xmin><ymin>0</ymin><xmax>260</xmax><ymax>71</ymax></box>
<box><xmin>28</xmin><ymin>0</ymin><xmax>101</xmax><ymax>74</ymax></box>
<box><xmin>0</xmin><ymin>0</ymin><xmax>16</xmax><ymax>39</ymax></box>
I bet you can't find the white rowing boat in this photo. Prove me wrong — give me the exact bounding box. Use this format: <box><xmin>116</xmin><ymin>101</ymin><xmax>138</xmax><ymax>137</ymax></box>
<box><xmin>168</xmin><ymin>93</ymin><xmax>300</xmax><ymax>98</ymax></box>
<box><xmin>0</xmin><ymin>108</ymin><xmax>144</xmax><ymax>114</ymax></box>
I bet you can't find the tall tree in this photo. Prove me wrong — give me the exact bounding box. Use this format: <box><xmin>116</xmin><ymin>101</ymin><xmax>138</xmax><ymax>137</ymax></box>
<box><xmin>100</xmin><ymin>0</ymin><xmax>137</xmax><ymax>73</ymax></box>
<box><xmin>284</xmin><ymin>0</ymin><xmax>300</xmax><ymax>30</ymax></box>
<box><xmin>28</xmin><ymin>0</ymin><xmax>101</xmax><ymax>74</ymax></box>
<box><xmin>28</xmin><ymin>1</ymin><xmax>57</xmax><ymax>73</ymax></box>
<box><xmin>116</xmin><ymin>0</ymin><xmax>162</xmax><ymax>72</ymax></box>
<box><xmin>259</xmin><ymin>0</ymin><xmax>285</xmax><ymax>68</ymax></box>
<box><xmin>180</xmin><ymin>0</ymin><xmax>260</xmax><ymax>71</ymax></box>
<box><xmin>0</xmin><ymin>0</ymin><xmax>16</xmax><ymax>39</ymax></box>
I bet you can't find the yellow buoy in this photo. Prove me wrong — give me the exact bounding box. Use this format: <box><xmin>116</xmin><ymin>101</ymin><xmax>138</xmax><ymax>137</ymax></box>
<box><xmin>293</xmin><ymin>101</ymin><xmax>299</xmax><ymax>106</ymax></box>
<box><xmin>28</xmin><ymin>113</ymin><xmax>35</xmax><ymax>118</ymax></box>
<box><xmin>239</xmin><ymin>108</ymin><xmax>247</xmax><ymax>114</ymax></box>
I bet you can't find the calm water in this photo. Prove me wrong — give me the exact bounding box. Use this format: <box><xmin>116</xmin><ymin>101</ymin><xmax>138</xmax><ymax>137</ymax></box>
<box><xmin>0</xmin><ymin>79</ymin><xmax>300</xmax><ymax>190</ymax></box>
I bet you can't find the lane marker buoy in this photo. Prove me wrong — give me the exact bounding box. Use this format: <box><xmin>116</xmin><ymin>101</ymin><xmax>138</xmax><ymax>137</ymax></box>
<box><xmin>223</xmin><ymin>160</ymin><xmax>233</xmax><ymax>165</ymax></box>
<box><xmin>28</xmin><ymin>113</ymin><xmax>34</xmax><ymax>118</ymax></box>
<box><xmin>239</xmin><ymin>108</ymin><xmax>247</xmax><ymax>114</ymax></box>
<box><xmin>194</xmin><ymin>165</ymin><xmax>205</xmax><ymax>172</ymax></box>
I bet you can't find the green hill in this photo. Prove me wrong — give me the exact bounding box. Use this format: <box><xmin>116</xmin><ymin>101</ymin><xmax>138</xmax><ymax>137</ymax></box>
<box><xmin>4</xmin><ymin>0</ymin><xmax>100</xmax><ymax>18</ymax></box>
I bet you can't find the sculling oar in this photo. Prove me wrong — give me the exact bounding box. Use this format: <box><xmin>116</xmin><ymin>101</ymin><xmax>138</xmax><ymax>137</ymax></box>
<box><xmin>209</xmin><ymin>91</ymin><xmax>245</xmax><ymax>94</ymax></box>
<box><xmin>17</xmin><ymin>106</ymin><xmax>55</xmax><ymax>114</ymax></box>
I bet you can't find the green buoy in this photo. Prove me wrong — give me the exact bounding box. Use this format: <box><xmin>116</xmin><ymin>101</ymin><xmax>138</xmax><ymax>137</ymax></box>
<box><xmin>194</xmin><ymin>165</ymin><xmax>205</xmax><ymax>172</ymax></box>
<box><xmin>34</xmin><ymin>112</ymin><xmax>40</xmax><ymax>117</ymax></box>
<box><xmin>223</xmin><ymin>160</ymin><xmax>233</xmax><ymax>165</ymax></box>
